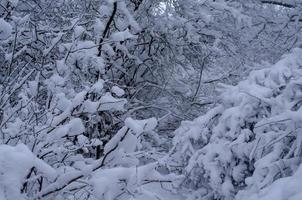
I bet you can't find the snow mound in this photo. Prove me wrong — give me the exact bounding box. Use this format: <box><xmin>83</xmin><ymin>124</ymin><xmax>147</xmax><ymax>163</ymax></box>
<box><xmin>0</xmin><ymin>144</ymin><xmax>55</xmax><ymax>200</ymax></box>
<box><xmin>0</xmin><ymin>19</ymin><xmax>12</xmax><ymax>40</ymax></box>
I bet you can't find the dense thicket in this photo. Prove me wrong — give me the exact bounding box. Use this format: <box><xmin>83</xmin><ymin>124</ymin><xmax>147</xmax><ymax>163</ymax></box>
<box><xmin>1</xmin><ymin>0</ymin><xmax>302</xmax><ymax>200</ymax></box>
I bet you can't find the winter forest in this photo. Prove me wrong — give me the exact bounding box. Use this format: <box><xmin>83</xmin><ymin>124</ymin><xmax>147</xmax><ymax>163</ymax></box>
<box><xmin>1</xmin><ymin>0</ymin><xmax>302</xmax><ymax>200</ymax></box>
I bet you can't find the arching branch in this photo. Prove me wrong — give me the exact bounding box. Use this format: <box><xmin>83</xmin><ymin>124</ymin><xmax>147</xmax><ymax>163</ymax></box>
<box><xmin>261</xmin><ymin>0</ymin><xmax>296</xmax><ymax>8</ymax></box>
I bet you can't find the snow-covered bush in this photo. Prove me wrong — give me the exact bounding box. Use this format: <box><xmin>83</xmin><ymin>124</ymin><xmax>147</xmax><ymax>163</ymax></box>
<box><xmin>168</xmin><ymin>48</ymin><xmax>302</xmax><ymax>200</ymax></box>
<box><xmin>2</xmin><ymin>0</ymin><xmax>302</xmax><ymax>200</ymax></box>
<box><xmin>0</xmin><ymin>1</ymin><xmax>178</xmax><ymax>199</ymax></box>
<box><xmin>237</xmin><ymin>163</ymin><xmax>302</xmax><ymax>200</ymax></box>
<box><xmin>0</xmin><ymin>117</ymin><xmax>178</xmax><ymax>200</ymax></box>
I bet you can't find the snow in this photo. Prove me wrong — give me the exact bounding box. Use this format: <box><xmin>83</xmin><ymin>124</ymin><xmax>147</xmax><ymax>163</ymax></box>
<box><xmin>50</xmin><ymin>118</ymin><xmax>85</xmax><ymax>139</ymax></box>
<box><xmin>110</xmin><ymin>29</ymin><xmax>136</xmax><ymax>42</ymax></box>
<box><xmin>8</xmin><ymin>0</ymin><xmax>19</xmax><ymax>7</ymax></box>
<box><xmin>91</xmin><ymin>79</ymin><xmax>104</xmax><ymax>93</ymax></box>
<box><xmin>94</xmin><ymin>19</ymin><xmax>104</xmax><ymax>40</ymax></box>
<box><xmin>46</xmin><ymin>74</ymin><xmax>66</xmax><ymax>90</ymax></box>
<box><xmin>51</xmin><ymin>91</ymin><xmax>86</xmax><ymax>126</ymax></box>
<box><xmin>2</xmin><ymin>118</ymin><xmax>23</xmax><ymax>137</ymax></box>
<box><xmin>102</xmin><ymin>43</ymin><xmax>115</xmax><ymax>56</ymax></box>
<box><xmin>82</xmin><ymin>100</ymin><xmax>99</xmax><ymax>113</ymax></box>
<box><xmin>118</xmin><ymin>1</ymin><xmax>141</xmax><ymax>32</ymax></box>
<box><xmin>125</xmin><ymin>117</ymin><xmax>158</xmax><ymax>135</ymax></box>
<box><xmin>0</xmin><ymin>144</ymin><xmax>56</xmax><ymax>200</ymax></box>
<box><xmin>68</xmin><ymin>118</ymin><xmax>85</xmax><ymax>136</ymax></box>
<box><xmin>99</xmin><ymin>92</ymin><xmax>127</xmax><ymax>111</ymax></box>
<box><xmin>103</xmin><ymin>118</ymin><xmax>158</xmax><ymax>167</ymax></box>
<box><xmin>0</xmin><ymin>19</ymin><xmax>12</xmax><ymax>40</ymax></box>
<box><xmin>236</xmin><ymin>163</ymin><xmax>302</xmax><ymax>200</ymax></box>
<box><xmin>91</xmin><ymin>163</ymin><xmax>180</xmax><ymax>200</ymax></box>
<box><xmin>56</xmin><ymin>93</ymin><xmax>72</xmax><ymax>111</ymax></box>
<box><xmin>74</xmin><ymin>26</ymin><xmax>85</xmax><ymax>38</ymax></box>
<box><xmin>103</xmin><ymin>126</ymin><xmax>138</xmax><ymax>155</ymax></box>
<box><xmin>111</xmin><ymin>85</ymin><xmax>125</xmax><ymax>96</ymax></box>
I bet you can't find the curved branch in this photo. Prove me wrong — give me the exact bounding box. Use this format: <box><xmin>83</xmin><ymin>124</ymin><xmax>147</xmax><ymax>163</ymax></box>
<box><xmin>261</xmin><ymin>0</ymin><xmax>296</xmax><ymax>8</ymax></box>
